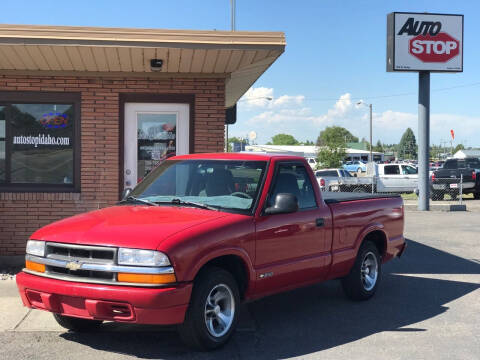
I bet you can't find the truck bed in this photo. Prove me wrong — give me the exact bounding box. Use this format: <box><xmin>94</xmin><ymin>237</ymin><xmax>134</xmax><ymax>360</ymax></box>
<box><xmin>322</xmin><ymin>191</ymin><xmax>401</xmax><ymax>204</ymax></box>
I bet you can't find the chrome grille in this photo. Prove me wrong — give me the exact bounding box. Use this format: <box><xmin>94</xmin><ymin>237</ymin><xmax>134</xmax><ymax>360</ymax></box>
<box><xmin>45</xmin><ymin>242</ymin><xmax>116</xmax><ymax>281</ymax></box>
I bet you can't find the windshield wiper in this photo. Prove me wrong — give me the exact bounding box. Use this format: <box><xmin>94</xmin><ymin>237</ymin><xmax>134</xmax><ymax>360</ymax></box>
<box><xmin>121</xmin><ymin>196</ymin><xmax>158</xmax><ymax>206</ymax></box>
<box><xmin>158</xmin><ymin>198</ymin><xmax>219</xmax><ymax>211</ymax></box>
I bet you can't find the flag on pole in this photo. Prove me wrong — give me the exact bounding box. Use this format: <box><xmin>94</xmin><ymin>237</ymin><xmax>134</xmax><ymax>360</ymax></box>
<box><xmin>450</xmin><ymin>129</ymin><xmax>455</xmax><ymax>140</ymax></box>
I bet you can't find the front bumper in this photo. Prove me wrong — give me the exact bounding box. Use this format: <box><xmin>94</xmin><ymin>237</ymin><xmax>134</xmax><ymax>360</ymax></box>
<box><xmin>16</xmin><ymin>272</ymin><xmax>192</xmax><ymax>325</ymax></box>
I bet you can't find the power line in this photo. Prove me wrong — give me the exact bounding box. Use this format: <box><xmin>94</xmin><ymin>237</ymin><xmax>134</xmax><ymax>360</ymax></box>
<box><xmin>303</xmin><ymin>81</ymin><xmax>480</xmax><ymax>103</ymax></box>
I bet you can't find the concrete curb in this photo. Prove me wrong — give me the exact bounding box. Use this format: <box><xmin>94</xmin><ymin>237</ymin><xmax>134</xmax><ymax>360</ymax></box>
<box><xmin>404</xmin><ymin>204</ymin><xmax>467</xmax><ymax>211</ymax></box>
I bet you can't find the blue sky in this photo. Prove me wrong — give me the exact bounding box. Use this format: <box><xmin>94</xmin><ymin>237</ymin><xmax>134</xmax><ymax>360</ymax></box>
<box><xmin>2</xmin><ymin>0</ymin><xmax>479</xmax><ymax>147</ymax></box>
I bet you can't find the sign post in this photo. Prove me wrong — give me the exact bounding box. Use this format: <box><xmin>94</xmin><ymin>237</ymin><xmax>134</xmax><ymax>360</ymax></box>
<box><xmin>418</xmin><ymin>71</ymin><xmax>430</xmax><ymax>210</ymax></box>
<box><xmin>387</xmin><ymin>12</ymin><xmax>464</xmax><ymax>210</ymax></box>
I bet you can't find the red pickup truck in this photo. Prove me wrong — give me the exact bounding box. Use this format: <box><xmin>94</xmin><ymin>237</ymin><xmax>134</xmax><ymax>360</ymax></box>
<box><xmin>16</xmin><ymin>153</ymin><xmax>406</xmax><ymax>350</ymax></box>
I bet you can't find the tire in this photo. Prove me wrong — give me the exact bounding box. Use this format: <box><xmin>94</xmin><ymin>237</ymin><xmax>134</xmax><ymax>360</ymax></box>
<box><xmin>357</xmin><ymin>168</ymin><xmax>363</xmax><ymax>175</ymax></box>
<box><xmin>341</xmin><ymin>241</ymin><xmax>381</xmax><ymax>301</ymax></box>
<box><xmin>353</xmin><ymin>187</ymin><xmax>367</xmax><ymax>193</ymax></box>
<box><xmin>53</xmin><ymin>313</ymin><xmax>103</xmax><ymax>332</ymax></box>
<box><xmin>431</xmin><ymin>191</ymin><xmax>444</xmax><ymax>201</ymax></box>
<box><xmin>474</xmin><ymin>192</ymin><xmax>480</xmax><ymax>200</ymax></box>
<box><xmin>178</xmin><ymin>267</ymin><xmax>240</xmax><ymax>351</ymax></box>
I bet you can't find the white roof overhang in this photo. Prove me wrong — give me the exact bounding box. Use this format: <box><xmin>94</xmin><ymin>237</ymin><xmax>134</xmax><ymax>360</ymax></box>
<box><xmin>0</xmin><ymin>24</ymin><xmax>285</xmax><ymax>107</ymax></box>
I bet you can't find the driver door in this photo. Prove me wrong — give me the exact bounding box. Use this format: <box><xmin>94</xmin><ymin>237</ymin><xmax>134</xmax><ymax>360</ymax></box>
<box><xmin>254</xmin><ymin>162</ymin><xmax>332</xmax><ymax>295</ymax></box>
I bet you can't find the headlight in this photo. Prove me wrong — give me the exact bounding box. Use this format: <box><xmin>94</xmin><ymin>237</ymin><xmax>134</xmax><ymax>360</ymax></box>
<box><xmin>118</xmin><ymin>248</ymin><xmax>170</xmax><ymax>267</ymax></box>
<box><xmin>26</xmin><ymin>240</ymin><xmax>45</xmax><ymax>257</ymax></box>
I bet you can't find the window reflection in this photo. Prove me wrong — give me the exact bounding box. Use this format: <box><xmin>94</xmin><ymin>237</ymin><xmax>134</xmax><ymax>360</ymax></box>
<box><xmin>6</xmin><ymin>104</ymin><xmax>74</xmax><ymax>184</ymax></box>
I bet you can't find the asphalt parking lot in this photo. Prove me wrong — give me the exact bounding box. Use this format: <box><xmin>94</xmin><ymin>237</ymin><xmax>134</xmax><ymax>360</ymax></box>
<box><xmin>1</xmin><ymin>210</ymin><xmax>479</xmax><ymax>360</ymax></box>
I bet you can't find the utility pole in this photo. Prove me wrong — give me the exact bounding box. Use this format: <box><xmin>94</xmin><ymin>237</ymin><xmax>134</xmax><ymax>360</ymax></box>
<box><xmin>225</xmin><ymin>0</ymin><xmax>236</xmax><ymax>152</ymax></box>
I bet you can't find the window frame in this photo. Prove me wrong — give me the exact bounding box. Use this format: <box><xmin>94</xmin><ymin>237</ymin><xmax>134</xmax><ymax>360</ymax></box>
<box><xmin>0</xmin><ymin>91</ymin><xmax>81</xmax><ymax>193</ymax></box>
<box><xmin>264</xmin><ymin>161</ymin><xmax>319</xmax><ymax>214</ymax></box>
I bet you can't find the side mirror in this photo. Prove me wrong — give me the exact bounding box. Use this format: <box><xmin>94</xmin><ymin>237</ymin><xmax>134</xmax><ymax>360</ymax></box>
<box><xmin>264</xmin><ymin>193</ymin><xmax>299</xmax><ymax>215</ymax></box>
<box><xmin>121</xmin><ymin>188</ymin><xmax>132</xmax><ymax>200</ymax></box>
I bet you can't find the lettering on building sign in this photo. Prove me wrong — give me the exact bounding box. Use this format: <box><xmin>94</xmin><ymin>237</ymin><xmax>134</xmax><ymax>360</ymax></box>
<box><xmin>13</xmin><ymin>134</ymin><xmax>70</xmax><ymax>148</ymax></box>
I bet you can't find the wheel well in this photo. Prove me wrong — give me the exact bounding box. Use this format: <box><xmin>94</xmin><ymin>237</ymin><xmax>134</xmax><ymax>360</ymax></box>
<box><xmin>363</xmin><ymin>230</ymin><xmax>387</xmax><ymax>257</ymax></box>
<box><xmin>196</xmin><ymin>255</ymin><xmax>249</xmax><ymax>299</ymax></box>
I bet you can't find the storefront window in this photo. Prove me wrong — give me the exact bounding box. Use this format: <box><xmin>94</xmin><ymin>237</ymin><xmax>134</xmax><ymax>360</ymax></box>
<box><xmin>0</xmin><ymin>93</ymin><xmax>79</xmax><ymax>192</ymax></box>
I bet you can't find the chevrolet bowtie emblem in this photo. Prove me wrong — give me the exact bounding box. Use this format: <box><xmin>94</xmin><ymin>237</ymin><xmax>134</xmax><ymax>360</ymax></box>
<box><xmin>65</xmin><ymin>261</ymin><xmax>82</xmax><ymax>271</ymax></box>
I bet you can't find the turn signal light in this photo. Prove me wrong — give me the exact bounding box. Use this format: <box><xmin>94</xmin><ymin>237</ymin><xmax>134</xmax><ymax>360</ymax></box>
<box><xmin>117</xmin><ymin>273</ymin><xmax>176</xmax><ymax>284</ymax></box>
<box><xmin>25</xmin><ymin>260</ymin><xmax>45</xmax><ymax>273</ymax></box>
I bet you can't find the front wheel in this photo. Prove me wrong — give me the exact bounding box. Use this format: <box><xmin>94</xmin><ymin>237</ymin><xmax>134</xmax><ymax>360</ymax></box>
<box><xmin>341</xmin><ymin>241</ymin><xmax>381</xmax><ymax>301</ymax></box>
<box><xmin>53</xmin><ymin>313</ymin><xmax>103</xmax><ymax>332</ymax></box>
<box><xmin>178</xmin><ymin>267</ymin><xmax>240</xmax><ymax>351</ymax></box>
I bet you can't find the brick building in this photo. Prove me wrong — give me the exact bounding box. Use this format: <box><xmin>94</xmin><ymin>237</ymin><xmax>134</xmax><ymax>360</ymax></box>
<box><xmin>0</xmin><ymin>24</ymin><xmax>285</xmax><ymax>256</ymax></box>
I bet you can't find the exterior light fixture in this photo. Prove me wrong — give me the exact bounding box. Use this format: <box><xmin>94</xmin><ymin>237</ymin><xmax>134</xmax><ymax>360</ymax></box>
<box><xmin>150</xmin><ymin>59</ymin><xmax>163</xmax><ymax>71</ymax></box>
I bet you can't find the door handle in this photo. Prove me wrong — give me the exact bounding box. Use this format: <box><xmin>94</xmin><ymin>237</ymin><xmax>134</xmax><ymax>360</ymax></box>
<box><xmin>316</xmin><ymin>218</ymin><xmax>325</xmax><ymax>227</ymax></box>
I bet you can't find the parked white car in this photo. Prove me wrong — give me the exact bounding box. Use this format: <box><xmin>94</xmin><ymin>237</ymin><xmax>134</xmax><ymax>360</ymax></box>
<box><xmin>329</xmin><ymin>163</ymin><xmax>418</xmax><ymax>193</ymax></box>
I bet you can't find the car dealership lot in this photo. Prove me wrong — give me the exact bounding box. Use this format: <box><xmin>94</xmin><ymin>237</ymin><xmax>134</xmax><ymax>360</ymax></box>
<box><xmin>1</xmin><ymin>210</ymin><xmax>479</xmax><ymax>360</ymax></box>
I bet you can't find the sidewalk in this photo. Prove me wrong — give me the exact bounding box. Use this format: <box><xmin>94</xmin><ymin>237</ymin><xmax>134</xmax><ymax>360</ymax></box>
<box><xmin>403</xmin><ymin>199</ymin><xmax>480</xmax><ymax>212</ymax></box>
<box><xmin>0</xmin><ymin>277</ymin><xmax>256</xmax><ymax>333</ymax></box>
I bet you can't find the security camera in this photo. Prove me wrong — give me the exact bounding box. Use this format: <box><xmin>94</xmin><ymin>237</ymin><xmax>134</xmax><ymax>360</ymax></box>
<box><xmin>150</xmin><ymin>59</ymin><xmax>163</xmax><ymax>71</ymax></box>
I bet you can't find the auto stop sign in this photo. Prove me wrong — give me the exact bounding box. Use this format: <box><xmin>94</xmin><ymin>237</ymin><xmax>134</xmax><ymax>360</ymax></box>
<box><xmin>387</xmin><ymin>13</ymin><xmax>463</xmax><ymax>72</ymax></box>
<box><xmin>409</xmin><ymin>32</ymin><xmax>459</xmax><ymax>62</ymax></box>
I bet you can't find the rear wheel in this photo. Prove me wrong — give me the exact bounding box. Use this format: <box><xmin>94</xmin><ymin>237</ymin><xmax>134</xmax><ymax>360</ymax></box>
<box><xmin>342</xmin><ymin>241</ymin><xmax>381</xmax><ymax>301</ymax></box>
<box><xmin>357</xmin><ymin>168</ymin><xmax>363</xmax><ymax>175</ymax></box>
<box><xmin>474</xmin><ymin>192</ymin><xmax>480</xmax><ymax>200</ymax></box>
<box><xmin>178</xmin><ymin>267</ymin><xmax>240</xmax><ymax>351</ymax></box>
<box><xmin>53</xmin><ymin>313</ymin><xmax>103</xmax><ymax>332</ymax></box>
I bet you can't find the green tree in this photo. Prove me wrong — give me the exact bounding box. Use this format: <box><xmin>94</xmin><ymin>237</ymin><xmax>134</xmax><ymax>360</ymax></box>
<box><xmin>374</xmin><ymin>140</ymin><xmax>383</xmax><ymax>152</ymax></box>
<box><xmin>453</xmin><ymin>144</ymin><xmax>465</xmax><ymax>154</ymax></box>
<box><xmin>317</xmin><ymin>126</ymin><xmax>358</xmax><ymax>146</ymax></box>
<box><xmin>268</xmin><ymin>133</ymin><xmax>299</xmax><ymax>145</ymax></box>
<box><xmin>315</xmin><ymin>127</ymin><xmax>348</xmax><ymax>168</ymax></box>
<box><xmin>398</xmin><ymin>128</ymin><xmax>417</xmax><ymax>159</ymax></box>
<box><xmin>227</xmin><ymin>136</ymin><xmax>248</xmax><ymax>152</ymax></box>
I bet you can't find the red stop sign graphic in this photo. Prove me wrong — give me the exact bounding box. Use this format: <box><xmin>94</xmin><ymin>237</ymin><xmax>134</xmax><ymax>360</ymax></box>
<box><xmin>409</xmin><ymin>32</ymin><xmax>460</xmax><ymax>63</ymax></box>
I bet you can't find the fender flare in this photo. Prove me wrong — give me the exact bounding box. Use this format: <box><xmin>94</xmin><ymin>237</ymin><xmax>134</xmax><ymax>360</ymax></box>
<box><xmin>353</xmin><ymin>222</ymin><xmax>388</xmax><ymax>255</ymax></box>
<box><xmin>184</xmin><ymin>247</ymin><xmax>256</xmax><ymax>286</ymax></box>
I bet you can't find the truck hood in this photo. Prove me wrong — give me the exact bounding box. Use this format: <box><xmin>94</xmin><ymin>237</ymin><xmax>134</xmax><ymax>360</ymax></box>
<box><xmin>31</xmin><ymin>205</ymin><xmax>231</xmax><ymax>250</ymax></box>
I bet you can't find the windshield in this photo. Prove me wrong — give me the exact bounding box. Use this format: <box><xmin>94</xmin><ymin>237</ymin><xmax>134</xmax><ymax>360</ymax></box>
<box><xmin>129</xmin><ymin>159</ymin><xmax>267</xmax><ymax>213</ymax></box>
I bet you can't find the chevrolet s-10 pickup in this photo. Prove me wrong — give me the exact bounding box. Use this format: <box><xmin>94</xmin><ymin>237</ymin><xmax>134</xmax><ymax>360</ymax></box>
<box><xmin>16</xmin><ymin>153</ymin><xmax>406</xmax><ymax>350</ymax></box>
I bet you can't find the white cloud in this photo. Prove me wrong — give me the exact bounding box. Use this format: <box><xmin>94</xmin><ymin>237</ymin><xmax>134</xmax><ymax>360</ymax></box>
<box><xmin>239</xmin><ymin>87</ymin><xmax>305</xmax><ymax>109</ymax></box>
<box><xmin>234</xmin><ymin>87</ymin><xmax>480</xmax><ymax>146</ymax></box>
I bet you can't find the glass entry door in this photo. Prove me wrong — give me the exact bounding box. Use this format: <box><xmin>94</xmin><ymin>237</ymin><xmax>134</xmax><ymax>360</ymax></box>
<box><xmin>124</xmin><ymin>103</ymin><xmax>189</xmax><ymax>189</ymax></box>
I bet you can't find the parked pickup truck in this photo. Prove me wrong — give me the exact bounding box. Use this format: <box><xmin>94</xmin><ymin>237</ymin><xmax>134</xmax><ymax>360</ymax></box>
<box><xmin>330</xmin><ymin>163</ymin><xmax>418</xmax><ymax>193</ymax></box>
<box><xmin>314</xmin><ymin>168</ymin><xmax>354</xmax><ymax>191</ymax></box>
<box><xmin>16</xmin><ymin>153</ymin><xmax>406</xmax><ymax>350</ymax></box>
<box><xmin>430</xmin><ymin>158</ymin><xmax>480</xmax><ymax>200</ymax></box>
